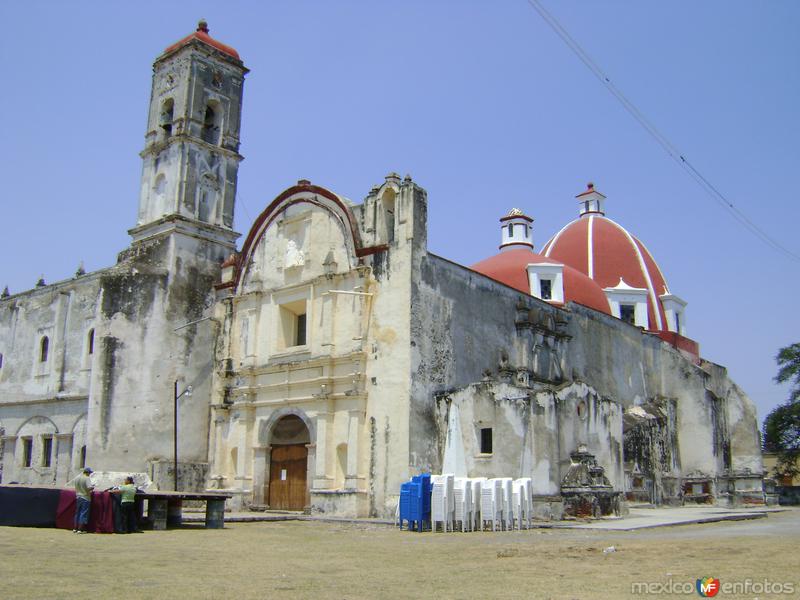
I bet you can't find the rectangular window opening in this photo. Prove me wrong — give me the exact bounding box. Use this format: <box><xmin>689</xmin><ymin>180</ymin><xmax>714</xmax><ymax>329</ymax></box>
<box><xmin>540</xmin><ymin>279</ymin><xmax>552</xmax><ymax>300</ymax></box>
<box><xmin>620</xmin><ymin>304</ymin><xmax>636</xmax><ymax>325</ymax></box>
<box><xmin>480</xmin><ymin>427</ymin><xmax>493</xmax><ymax>454</ymax></box>
<box><xmin>80</xmin><ymin>445</ymin><xmax>87</xmax><ymax>469</ymax></box>
<box><xmin>278</xmin><ymin>299</ymin><xmax>309</xmax><ymax>350</ymax></box>
<box><xmin>42</xmin><ymin>436</ymin><xmax>53</xmax><ymax>468</ymax></box>
<box><xmin>295</xmin><ymin>313</ymin><xmax>307</xmax><ymax>347</ymax></box>
<box><xmin>22</xmin><ymin>438</ymin><xmax>33</xmax><ymax>468</ymax></box>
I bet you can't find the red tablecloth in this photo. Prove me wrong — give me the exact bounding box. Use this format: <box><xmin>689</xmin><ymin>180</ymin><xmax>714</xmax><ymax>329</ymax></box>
<box><xmin>55</xmin><ymin>489</ymin><xmax>115</xmax><ymax>533</ymax></box>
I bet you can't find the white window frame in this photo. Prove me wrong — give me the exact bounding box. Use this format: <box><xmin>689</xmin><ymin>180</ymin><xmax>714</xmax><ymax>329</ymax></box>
<box><xmin>660</xmin><ymin>293</ymin><xmax>687</xmax><ymax>335</ymax></box>
<box><xmin>604</xmin><ymin>285</ymin><xmax>648</xmax><ymax>328</ymax></box>
<box><xmin>527</xmin><ymin>263</ymin><xmax>564</xmax><ymax>304</ymax></box>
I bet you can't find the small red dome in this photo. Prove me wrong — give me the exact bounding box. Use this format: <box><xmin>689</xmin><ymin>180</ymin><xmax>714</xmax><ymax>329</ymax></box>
<box><xmin>471</xmin><ymin>248</ymin><xmax>611</xmax><ymax>315</ymax></box>
<box><xmin>541</xmin><ymin>215</ymin><xmax>669</xmax><ymax>331</ymax></box>
<box><xmin>163</xmin><ymin>20</ymin><xmax>241</xmax><ymax>61</ymax></box>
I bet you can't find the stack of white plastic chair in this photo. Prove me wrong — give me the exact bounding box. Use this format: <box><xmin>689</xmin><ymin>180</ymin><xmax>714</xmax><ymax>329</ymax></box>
<box><xmin>495</xmin><ymin>477</ymin><xmax>514</xmax><ymax>531</ymax></box>
<box><xmin>431</xmin><ymin>474</ymin><xmax>455</xmax><ymax>532</ymax></box>
<box><xmin>453</xmin><ymin>477</ymin><xmax>472</xmax><ymax>532</ymax></box>
<box><xmin>512</xmin><ymin>478</ymin><xmax>533</xmax><ymax>530</ymax></box>
<box><xmin>468</xmin><ymin>478</ymin><xmax>486</xmax><ymax>531</ymax></box>
<box><xmin>480</xmin><ymin>478</ymin><xmax>502</xmax><ymax>531</ymax></box>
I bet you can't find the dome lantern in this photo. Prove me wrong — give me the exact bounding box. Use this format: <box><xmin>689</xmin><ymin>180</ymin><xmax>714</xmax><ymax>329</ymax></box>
<box><xmin>499</xmin><ymin>208</ymin><xmax>534</xmax><ymax>252</ymax></box>
<box><xmin>576</xmin><ymin>182</ymin><xmax>606</xmax><ymax>217</ymax></box>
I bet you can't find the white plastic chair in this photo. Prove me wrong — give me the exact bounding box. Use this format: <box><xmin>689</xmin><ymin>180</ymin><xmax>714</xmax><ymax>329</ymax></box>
<box><xmin>469</xmin><ymin>478</ymin><xmax>486</xmax><ymax>531</ymax></box>
<box><xmin>481</xmin><ymin>479</ymin><xmax>502</xmax><ymax>531</ymax></box>
<box><xmin>514</xmin><ymin>477</ymin><xmax>533</xmax><ymax>529</ymax></box>
<box><xmin>453</xmin><ymin>477</ymin><xmax>472</xmax><ymax>532</ymax></box>
<box><xmin>432</xmin><ymin>474</ymin><xmax>455</xmax><ymax>532</ymax></box>
<box><xmin>497</xmin><ymin>477</ymin><xmax>514</xmax><ymax>530</ymax></box>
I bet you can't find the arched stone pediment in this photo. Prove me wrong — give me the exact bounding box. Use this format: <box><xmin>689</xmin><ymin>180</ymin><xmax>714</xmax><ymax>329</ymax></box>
<box><xmin>234</xmin><ymin>182</ymin><xmax>365</xmax><ymax>294</ymax></box>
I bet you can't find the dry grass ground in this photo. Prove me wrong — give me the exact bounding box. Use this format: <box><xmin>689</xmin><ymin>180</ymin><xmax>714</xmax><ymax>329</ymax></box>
<box><xmin>0</xmin><ymin>509</ymin><xmax>797</xmax><ymax>600</ymax></box>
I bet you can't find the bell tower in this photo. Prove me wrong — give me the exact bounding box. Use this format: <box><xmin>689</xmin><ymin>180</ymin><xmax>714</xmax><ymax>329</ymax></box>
<box><xmin>131</xmin><ymin>20</ymin><xmax>248</xmax><ymax>248</ymax></box>
<box><xmin>89</xmin><ymin>23</ymin><xmax>248</xmax><ymax>487</ymax></box>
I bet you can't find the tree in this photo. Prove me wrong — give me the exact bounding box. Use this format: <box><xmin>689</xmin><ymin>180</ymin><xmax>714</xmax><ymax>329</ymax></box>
<box><xmin>775</xmin><ymin>342</ymin><xmax>800</xmax><ymax>402</ymax></box>
<box><xmin>763</xmin><ymin>343</ymin><xmax>800</xmax><ymax>480</ymax></box>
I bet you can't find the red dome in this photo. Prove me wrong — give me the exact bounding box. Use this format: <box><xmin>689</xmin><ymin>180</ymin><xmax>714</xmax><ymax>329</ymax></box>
<box><xmin>163</xmin><ymin>21</ymin><xmax>241</xmax><ymax>61</ymax></box>
<box><xmin>541</xmin><ymin>215</ymin><xmax>669</xmax><ymax>331</ymax></box>
<box><xmin>471</xmin><ymin>248</ymin><xmax>611</xmax><ymax>315</ymax></box>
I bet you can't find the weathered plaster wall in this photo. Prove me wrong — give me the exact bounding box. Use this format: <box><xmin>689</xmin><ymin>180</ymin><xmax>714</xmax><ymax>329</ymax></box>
<box><xmin>359</xmin><ymin>178</ymin><xmax>422</xmax><ymax>516</ymax></box>
<box><xmin>412</xmin><ymin>255</ymin><xmax>762</xmax><ymax>502</ymax></box>
<box><xmin>566</xmin><ymin>303</ymin><xmax>763</xmax><ymax>488</ymax></box>
<box><xmin>85</xmin><ymin>228</ymin><xmax>231</xmax><ymax>489</ymax></box>
<box><xmin>0</xmin><ymin>274</ymin><xmax>101</xmax><ymax>484</ymax></box>
<box><xmin>411</xmin><ymin>253</ymin><xmax>570</xmax><ymax>477</ymax></box>
<box><xmin>211</xmin><ymin>177</ymin><xmax>423</xmax><ymax>517</ymax></box>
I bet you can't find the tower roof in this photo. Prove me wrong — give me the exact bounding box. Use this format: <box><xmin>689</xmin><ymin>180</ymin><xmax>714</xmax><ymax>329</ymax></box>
<box><xmin>163</xmin><ymin>20</ymin><xmax>241</xmax><ymax>61</ymax></box>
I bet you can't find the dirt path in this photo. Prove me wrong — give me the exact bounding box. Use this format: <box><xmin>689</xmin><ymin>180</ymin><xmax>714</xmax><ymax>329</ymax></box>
<box><xmin>0</xmin><ymin>509</ymin><xmax>797</xmax><ymax>599</ymax></box>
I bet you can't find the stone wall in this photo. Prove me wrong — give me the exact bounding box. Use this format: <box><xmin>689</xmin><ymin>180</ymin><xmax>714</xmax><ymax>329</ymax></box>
<box><xmin>0</xmin><ymin>272</ymin><xmax>100</xmax><ymax>485</ymax></box>
<box><xmin>410</xmin><ymin>252</ymin><xmax>763</xmax><ymax>507</ymax></box>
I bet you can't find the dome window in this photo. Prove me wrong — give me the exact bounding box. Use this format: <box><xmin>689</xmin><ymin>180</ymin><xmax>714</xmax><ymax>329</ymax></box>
<box><xmin>540</xmin><ymin>278</ymin><xmax>552</xmax><ymax>300</ymax></box>
<box><xmin>660</xmin><ymin>293</ymin><xmax>688</xmax><ymax>336</ymax></box>
<box><xmin>620</xmin><ymin>304</ymin><xmax>636</xmax><ymax>325</ymax></box>
<box><xmin>528</xmin><ymin>263</ymin><xmax>564</xmax><ymax>304</ymax></box>
<box><xmin>604</xmin><ymin>279</ymin><xmax>648</xmax><ymax>327</ymax></box>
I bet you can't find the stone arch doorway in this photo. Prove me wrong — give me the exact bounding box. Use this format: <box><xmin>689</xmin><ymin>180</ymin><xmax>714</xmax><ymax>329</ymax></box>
<box><xmin>268</xmin><ymin>415</ymin><xmax>310</xmax><ymax>510</ymax></box>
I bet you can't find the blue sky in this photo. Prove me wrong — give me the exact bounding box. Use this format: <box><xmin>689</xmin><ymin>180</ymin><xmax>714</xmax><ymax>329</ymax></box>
<box><xmin>1</xmin><ymin>1</ymin><xmax>798</xmax><ymax>420</ymax></box>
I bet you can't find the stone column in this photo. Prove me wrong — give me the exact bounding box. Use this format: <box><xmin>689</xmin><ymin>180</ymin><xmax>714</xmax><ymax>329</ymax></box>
<box><xmin>305</xmin><ymin>443</ymin><xmax>315</xmax><ymax>503</ymax></box>
<box><xmin>313</xmin><ymin>412</ymin><xmax>332</xmax><ymax>489</ymax></box>
<box><xmin>209</xmin><ymin>410</ymin><xmax>228</xmax><ymax>487</ymax></box>
<box><xmin>233</xmin><ymin>403</ymin><xmax>254</xmax><ymax>490</ymax></box>
<box><xmin>345</xmin><ymin>410</ymin><xmax>363</xmax><ymax>490</ymax></box>
<box><xmin>252</xmin><ymin>446</ymin><xmax>268</xmax><ymax>505</ymax></box>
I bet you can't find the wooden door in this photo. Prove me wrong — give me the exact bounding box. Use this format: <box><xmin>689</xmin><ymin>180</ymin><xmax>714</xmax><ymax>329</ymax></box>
<box><xmin>268</xmin><ymin>444</ymin><xmax>308</xmax><ymax>510</ymax></box>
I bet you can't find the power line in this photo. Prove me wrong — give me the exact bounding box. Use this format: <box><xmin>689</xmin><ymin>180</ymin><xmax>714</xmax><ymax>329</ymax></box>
<box><xmin>525</xmin><ymin>0</ymin><xmax>800</xmax><ymax>262</ymax></box>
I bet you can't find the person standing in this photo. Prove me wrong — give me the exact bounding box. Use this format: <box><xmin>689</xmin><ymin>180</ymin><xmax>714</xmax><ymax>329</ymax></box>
<box><xmin>113</xmin><ymin>476</ymin><xmax>140</xmax><ymax>533</ymax></box>
<box><xmin>68</xmin><ymin>467</ymin><xmax>95</xmax><ymax>533</ymax></box>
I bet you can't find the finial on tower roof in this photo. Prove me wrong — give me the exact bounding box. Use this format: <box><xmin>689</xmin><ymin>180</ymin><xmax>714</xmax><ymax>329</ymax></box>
<box><xmin>197</xmin><ymin>19</ymin><xmax>209</xmax><ymax>33</ymax></box>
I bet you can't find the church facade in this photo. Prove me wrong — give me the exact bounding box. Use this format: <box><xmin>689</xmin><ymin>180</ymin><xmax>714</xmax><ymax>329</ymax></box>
<box><xmin>0</xmin><ymin>23</ymin><xmax>764</xmax><ymax>518</ymax></box>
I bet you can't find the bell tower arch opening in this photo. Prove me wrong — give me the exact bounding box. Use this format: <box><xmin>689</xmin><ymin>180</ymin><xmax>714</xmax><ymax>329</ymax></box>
<box><xmin>267</xmin><ymin>415</ymin><xmax>311</xmax><ymax>511</ymax></box>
